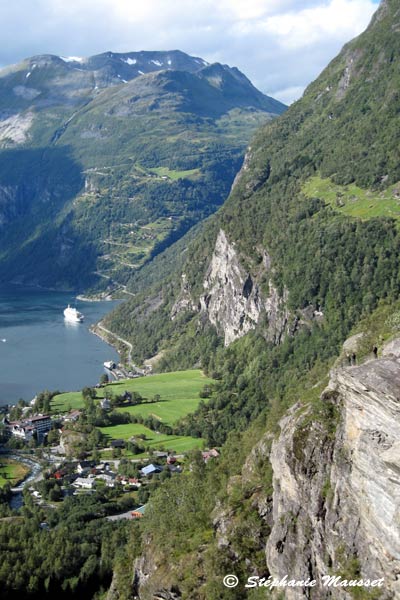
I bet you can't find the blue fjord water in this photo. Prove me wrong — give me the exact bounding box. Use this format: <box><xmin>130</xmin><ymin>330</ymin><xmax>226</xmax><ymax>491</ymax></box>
<box><xmin>0</xmin><ymin>286</ymin><xmax>120</xmax><ymax>405</ymax></box>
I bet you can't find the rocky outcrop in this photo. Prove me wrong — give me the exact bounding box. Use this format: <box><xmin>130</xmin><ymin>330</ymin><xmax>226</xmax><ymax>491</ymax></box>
<box><xmin>106</xmin><ymin>552</ymin><xmax>182</xmax><ymax>600</ymax></box>
<box><xmin>129</xmin><ymin>552</ymin><xmax>181</xmax><ymax>600</ymax></box>
<box><xmin>0</xmin><ymin>111</ymin><xmax>34</xmax><ymax>146</ymax></box>
<box><xmin>200</xmin><ymin>229</ymin><xmax>256</xmax><ymax>344</ymax></box>
<box><xmin>171</xmin><ymin>228</ymin><xmax>316</xmax><ymax>345</ymax></box>
<box><xmin>381</xmin><ymin>337</ymin><xmax>400</xmax><ymax>359</ymax></box>
<box><xmin>171</xmin><ymin>273</ymin><xmax>198</xmax><ymax>319</ymax></box>
<box><xmin>230</xmin><ymin>146</ymin><xmax>253</xmax><ymax>191</ymax></box>
<box><xmin>0</xmin><ymin>185</ymin><xmax>21</xmax><ymax>227</ymax></box>
<box><xmin>336</xmin><ymin>51</ymin><xmax>361</xmax><ymax>100</ymax></box>
<box><xmin>0</xmin><ymin>180</ymin><xmax>53</xmax><ymax>229</ymax></box>
<box><xmin>200</xmin><ymin>229</ymin><xmax>289</xmax><ymax>345</ymax></box>
<box><xmin>341</xmin><ymin>332</ymin><xmax>365</xmax><ymax>355</ymax></box>
<box><xmin>266</xmin><ymin>346</ymin><xmax>400</xmax><ymax>599</ymax></box>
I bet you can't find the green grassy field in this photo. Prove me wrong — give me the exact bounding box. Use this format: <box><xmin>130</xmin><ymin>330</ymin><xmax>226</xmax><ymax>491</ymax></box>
<box><xmin>116</xmin><ymin>398</ymin><xmax>202</xmax><ymax>423</ymax></box>
<box><xmin>53</xmin><ymin>370</ymin><xmax>212</xmax><ymax>456</ymax></box>
<box><xmin>53</xmin><ymin>370</ymin><xmax>214</xmax><ymax>422</ymax></box>
<box><xmin>99</xmin><ymin>422</ymin><xmax>204</xmax><ymax>453</ymax></box>
<box><xmin>302</xmin><ymin>175</ymin><xmax>400</xmax><ymax>222</ymax></box>
<box><xmin>147</xmin><ymin>166</ymin><xmax>200</xmax><ymax>180</ymax></box>
<box><xmin>0</xmin><ymin>459</ymin><xmax>30</xmax><ymax>488</ymax></box>
<box><xmin>52</xmin><ymin>390</ymin><xmax>85</xmax><ymax>412</ymax></box>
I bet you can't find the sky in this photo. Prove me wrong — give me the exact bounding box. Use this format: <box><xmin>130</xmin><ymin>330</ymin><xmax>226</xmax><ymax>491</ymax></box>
<box><xmin>0</xmin><ymin>0</ymin><xmax>381</xmax><ymax>104</ymax></box>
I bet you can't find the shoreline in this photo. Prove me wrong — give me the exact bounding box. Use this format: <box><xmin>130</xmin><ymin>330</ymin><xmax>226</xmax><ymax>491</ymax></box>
<box><xmin>76</xmin><ymin>294</ymin><xmax>113</xmax><ymax>302</ymax></box>
<box><xmin>90</xmin><ymin>322</ymin><xmax>132</xmax><ymax>366</ymax></box>
<box><xmin>90</xmin><ymin>323</ymin><xmax>147</xmax><ymax>379</ymax></box>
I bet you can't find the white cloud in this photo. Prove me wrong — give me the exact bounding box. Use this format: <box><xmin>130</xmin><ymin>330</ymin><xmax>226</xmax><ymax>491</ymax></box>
<box><xmin>0</xmin><ymin>0</ymin><xmax>379</xmax><ymax>104</ymax></box>
<box><xmin>262</xmin><ymin>0</ymin><xmax>376</xmax><ymax>49</ymax></box>
<box><xmin>216</xmin><ymin>0</ymin><xmax>320</xmax><ymax>20</ymax></box>
<box><xmin>273</xmin><ymin>86</ymin><xmax>307</xmax><ymax>106</ymax></box>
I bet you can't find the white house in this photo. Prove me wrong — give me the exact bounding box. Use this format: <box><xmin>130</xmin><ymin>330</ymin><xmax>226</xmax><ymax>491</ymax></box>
<box><xmin>95</xmin><ymin>473</ymin><xmax>115</xmax><ymax>487</ymax></box>
<box><xmin>73</xmin><ymin>477</ymin><xmax>95</xmax><ymax>490</ymax></box>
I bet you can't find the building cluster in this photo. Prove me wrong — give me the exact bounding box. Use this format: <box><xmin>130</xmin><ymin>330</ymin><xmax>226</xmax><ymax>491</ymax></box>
<box><xmin>4</xmin><ymin>415</ymin><xmax>52</xmax><ymax>441</ymax></box>
<box><xmin>67</xmin><ymin>460</ymin><xmax>144</xmax><ymax>490</ymax></box>
<box><xmin>50</xmin><ymin>461</ymin><xmax>116</xmax><ymax>490</ymax></box>
<box><xmin>28</xmin><ymin>459</ymin><xmax>148</xmax><ymax>521</ymax></box>
<box><xmin>49</xmin><ymin>454</ymin><xmax>183</xmax><ymax>495</ymax></box>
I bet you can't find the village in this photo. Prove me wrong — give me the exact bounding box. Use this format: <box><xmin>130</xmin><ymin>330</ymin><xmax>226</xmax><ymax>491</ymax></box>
<box><xmin>0</xmin><ymin>369</ymin><xmax>220</xmax><ymax>520</ymax></box>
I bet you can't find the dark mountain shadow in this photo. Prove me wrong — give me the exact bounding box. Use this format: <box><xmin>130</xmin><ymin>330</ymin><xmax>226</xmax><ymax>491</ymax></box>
<box><xmin>0</xmin><ymin>146</ymin><xmax>96</xmax><ymax>289</ymax></box>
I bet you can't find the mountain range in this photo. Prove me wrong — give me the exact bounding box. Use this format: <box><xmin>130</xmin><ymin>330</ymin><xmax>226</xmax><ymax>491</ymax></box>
<box><xmin>0</xmin><ymin>50</ymin><xmax>285</xmax><ymax>289</ymax></box>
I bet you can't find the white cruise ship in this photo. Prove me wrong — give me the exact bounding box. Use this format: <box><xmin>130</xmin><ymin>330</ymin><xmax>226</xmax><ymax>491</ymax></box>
<box><xmin>63</xmin><ymin>304</ymin><xmax>84</xmax><ymax>323</ymax></box>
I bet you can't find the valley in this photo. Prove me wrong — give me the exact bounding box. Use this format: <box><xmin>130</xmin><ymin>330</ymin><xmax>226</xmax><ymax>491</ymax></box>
<box><xmin>0</xmin><ymin>50</ymin><xmax>285</xmax><ymax>290</ymax></box>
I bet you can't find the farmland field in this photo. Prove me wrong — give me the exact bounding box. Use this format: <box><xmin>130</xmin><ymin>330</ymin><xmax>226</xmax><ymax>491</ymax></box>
<box><xmin>52</xmin><ymin>390</ymin><xmax>84</xmax><ymax>412</ymax></box>
<box><xmin>116</xmin><ymin>399</ymin><xmax>202</xmax><ymax>423</ymax></box>
<box><xmin>53</xmin><ymin>370</ymin><xmax>213</xmax><ymax>456</ymax></box>
<box><xmin>99</xmin><ymin>422</ymin><xmax>204</xmax><ymax>453</ymax></box>
<box><xmin>147</xmin><ymin>166</ymin><xmax>200</xmax><ymax>180</ymax></box>
<box><xmin>52</xmin><ymin>369</ymin><xmax>214</xmax><ymax>423</ymax></box>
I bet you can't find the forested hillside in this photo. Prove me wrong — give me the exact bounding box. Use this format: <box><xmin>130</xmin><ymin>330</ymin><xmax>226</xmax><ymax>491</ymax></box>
<box><xmin>103</xmin><ymin>2</ymin><xmax>400</xmax><ymax>598</ymax></box>
<box><xmin>108</xmin><ymin>0</ymin><xmax>400</xmax><ymax>370</ymax></box>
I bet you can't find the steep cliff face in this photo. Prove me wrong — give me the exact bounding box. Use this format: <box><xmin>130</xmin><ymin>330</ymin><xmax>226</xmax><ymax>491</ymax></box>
<box><xmin>0</xmin><ymin>179</ymin><xmax>54</xmax><ymax>228</ymax></box>
<box><xmin>172</xmin><ymin>228</ymin><xmax>291</xmax><ymax>346</ymax></box>
<box><xmin>0</xmin><ymin>185</ymin><xmax>21</xmax><ymax>227</ymax></box>
<box><xmin>200</xmin><ymin>229</ymin><xmax>289</xmax><ymax>345</ymax></box>
<box><xmin>266</xmin><ymin>344</ymin><xmax>400</xmax><ymax>599</ymax></box>
<box><xmin>171</xmin><ymin>272</ymin><xmax>199</xmax><ymax>319</ymax></box>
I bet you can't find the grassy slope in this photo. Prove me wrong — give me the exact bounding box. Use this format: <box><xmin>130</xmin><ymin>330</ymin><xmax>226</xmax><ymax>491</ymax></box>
<box><xmin>147</xmin><ymin>166</ymin><xmax>201</xmax><ymax>180</ymax></box>
<box><xmin>53</xmin><ymin>370</ymin><xmax>214</xmax><ymax>453</ymax></box>
<box><xmin>98</xmin><ymin>422</ymin><xmax>203</xmax><ymax>452</ymax></box>
<box><xmin>52</xmin><ymin>369</ymin><xmax>213</xmax><ymax>416</ymax></box>
<box><xmin>303</xmin><ymin>175</ymin><xmax>400</xmax><ymax>223</ymax></box>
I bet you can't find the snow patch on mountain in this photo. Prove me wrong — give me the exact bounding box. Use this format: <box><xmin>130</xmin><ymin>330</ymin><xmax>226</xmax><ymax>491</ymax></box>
<box><xmin>60</xmin><ymin>56</ymin><xmax>84</xmax><ymax>63</ymax></box>
<box><xmin>121</xmin><ymin>58</ymin><xmax>137</xmax><ymax>65</ymax></box>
